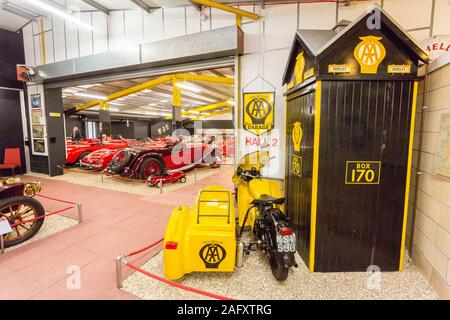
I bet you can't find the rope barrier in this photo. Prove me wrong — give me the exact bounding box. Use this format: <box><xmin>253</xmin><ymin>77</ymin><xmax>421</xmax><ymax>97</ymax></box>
<box><xmin>124</xmin><ymin>261</ymin><xmax>233</xmax><ymax>301</ymax></box>
<box><xmin>126</xmin><ymin>238</ymin><xmax>164</xmax><ymax>257</ymax></box>
<box><xmin>58</xmin><ymin>164</ymin><xmax>221</xmax><ymax>185</ymax></box>
<box><xmin>10</xmin><ymin>206</ymin><xmax>75</xmax><ymax>228</ymax></box>
<box><xmin>119</xmin><ymin>238</ymin><xmax>234</xmax><ymax>301</ymax></box>
<box><xmin>35</xmin><ymin>194</ymin><xmax>77</xmax><ymax>205</ymax></box>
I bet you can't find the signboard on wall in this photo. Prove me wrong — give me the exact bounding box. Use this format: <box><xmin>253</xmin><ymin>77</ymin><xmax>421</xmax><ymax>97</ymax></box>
<box><xmin>432</xmin><ymin>113</ymin><xmax>450</xmax><ymax>178</ymax></box>
<box><xmin>243</xmin><ymin>92</ymin><xmax>275</xmax><ymax>136</ymax></box>
<box><xmin>422</xmin><ymin>35</ymin><xmax>450</xmax><ymax>61</ymax></box>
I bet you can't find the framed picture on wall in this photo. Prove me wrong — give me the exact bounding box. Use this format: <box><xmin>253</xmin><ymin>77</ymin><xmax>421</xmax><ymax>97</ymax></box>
<box><xmin>31</xmin><ymin>109</ymin><xmax>43</xmax><ymax>124</ymax></box>
<box><xmin>33</xmin><ymin>139</ymin><xmax>45</xmax><ymax>153</ymax></box>
<box><xmin>31</xmin><ymin>94</ymin><xmax>41</xmax><ymax>108</ymax></box>
<box><xmin>32</xmin><ymin>125</ymin><xmax>44</xmax><ymax>138</ymax></box>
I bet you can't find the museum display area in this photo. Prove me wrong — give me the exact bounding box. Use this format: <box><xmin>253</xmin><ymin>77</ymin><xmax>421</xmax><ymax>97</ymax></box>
<box><xmin>0</xmin><ymin>0</ymin><xmax>449</xmax><ymax>306</ymax></box>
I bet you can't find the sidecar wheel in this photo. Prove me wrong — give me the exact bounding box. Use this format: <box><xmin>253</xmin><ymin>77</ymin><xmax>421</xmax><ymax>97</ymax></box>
<box><xmin>268</xmin><ymin>250</ymin><xmax>289</xmax><ymax>281</ymax></box>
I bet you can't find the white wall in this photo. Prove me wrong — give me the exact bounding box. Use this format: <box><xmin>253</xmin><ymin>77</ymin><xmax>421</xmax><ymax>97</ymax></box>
<box><xmin>20</xmin><ymin>1</ymin><xmax>450</xmax><ymax>179</ymax></box>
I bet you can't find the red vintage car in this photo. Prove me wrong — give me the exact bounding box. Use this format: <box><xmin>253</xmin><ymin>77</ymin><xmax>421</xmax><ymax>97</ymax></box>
<box><xmin>80</xmin><ymin>139</ymin><xmax>169</xmax><ymax>170</ymax></box>
<box><xmin>65</xmin><ymin>139</ymin><xmax>126</xmax><ymax>165</ymax></box>
<box><xmin>108</xmin><ymin>141</ymin><xmax>221</xmax><ymax>181</ymax></box>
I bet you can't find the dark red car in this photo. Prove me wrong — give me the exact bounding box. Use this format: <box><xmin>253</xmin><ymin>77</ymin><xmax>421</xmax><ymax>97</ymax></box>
<box><xmin>109</xmin><ymin>142</ymin><xmax>221</xmax><ymax>181</ymax></box>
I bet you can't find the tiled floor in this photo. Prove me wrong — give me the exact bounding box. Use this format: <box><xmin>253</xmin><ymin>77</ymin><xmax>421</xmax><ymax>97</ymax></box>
<box><xmin>0</xmin><ymin>166</ymin><xmax>234</xmax><ymax>299</ymax></box>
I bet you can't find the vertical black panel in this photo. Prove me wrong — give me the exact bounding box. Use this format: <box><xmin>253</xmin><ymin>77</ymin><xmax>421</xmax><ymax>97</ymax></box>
<box><xmin>0</xmin><ymin>29</ymin><xmax>25</xmax><ymax>89</ymax></box>
<box><xmin>285</xmin><ymin>87</ymin><xmax>316</xmax><ymax>266</ymax></box>
<box><xmin>314</xmin><ymin>80</ymin><xmax>413</xmax><ymax>272</ymax></box>
<box><xmin>45</xmin><ymin>88</ymin><xmax>66</xmax><ymax>176</ymax></box>
<box><xmin>0</xmin><ymin>89</ymin><xmax>26</xmax><ymax>174</ymax></box>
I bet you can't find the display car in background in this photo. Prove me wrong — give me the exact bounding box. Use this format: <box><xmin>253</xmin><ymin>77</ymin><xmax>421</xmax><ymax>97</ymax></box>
<box><xmin>65</xmin><ymin>139</ymin><xmax>127</xmax><ymax>165</ymax></box>
<box><xmin>108</xmin><ymin>140</ymin><xmax>222</xmax><ymax>181</ymax></box>
<box><xmin>80</xmin><ymin>138</ymin><xmax>170</xmax><ymax>171</ymax></box>
<box><xmin>0</xmin><ymin>177</ymin><xmax>44</xmax><ymax>248</ymax></box>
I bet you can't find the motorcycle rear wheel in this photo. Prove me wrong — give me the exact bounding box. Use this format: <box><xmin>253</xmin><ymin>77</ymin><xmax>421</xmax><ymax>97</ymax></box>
<box><xmin>268</xmin><ymin>250</ymin><xmax>289</xmax><ymax>281</ymax></box>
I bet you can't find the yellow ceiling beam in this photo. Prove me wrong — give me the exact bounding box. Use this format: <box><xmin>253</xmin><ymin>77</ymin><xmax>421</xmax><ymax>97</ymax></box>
<box><xmin>191</xmin><ymin>0</ymin><xmax>261</xmax><ymax>21</ymax></box>
<box><xmin>73</xmin><ymin>73</ymin><xmax>234</xmax><ymax>113</ymax></box>
<box><xmin>195</xmin><ymin>108</ymin><xmax>232</xmax><ymax>120</ymax></box>
<box><xmin>165</xmin><ymin>101</ymin><xmax>231</xmax><ymax>119</ymax></box>
<box><xmin>75</xmin><ymin>75</ymin><xmax>173</xmax><ymax>112</ymax></box>
<box><xmin>174</xmin><ymin>73</ymin><xmax>235</xmax><ymax>85</ymax></box>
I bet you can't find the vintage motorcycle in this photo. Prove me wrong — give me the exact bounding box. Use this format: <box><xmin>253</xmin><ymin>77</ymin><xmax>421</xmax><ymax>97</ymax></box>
<box><xmin>0</xmin><ymin>177</ymin><xmax>44</xmax><ymax>248</ymax></box>
<box><xmin>163</xmin><ymin>150</ymin><xmax>297</xmax><ymax>281</ymax></box>
<box><xmin>233</xmin><ymin>150</ymin><xmax>297</xmax><ymax>281</ymax></box>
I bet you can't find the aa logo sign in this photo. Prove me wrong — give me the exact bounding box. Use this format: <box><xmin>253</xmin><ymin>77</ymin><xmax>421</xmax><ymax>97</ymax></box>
<box><xmin>199</xmin><ymin>243</ymin><xmax>226</xmax><ymax>269</ymax></box>
<box><xmin>353</xmin><ymin>36</ymin><xmax>386</xmax><ymax>74</ymax></box>
<box><xmin>243</xmin><ymin>92</ymin><xmax>275</xmax><ymax>136</ymax></box>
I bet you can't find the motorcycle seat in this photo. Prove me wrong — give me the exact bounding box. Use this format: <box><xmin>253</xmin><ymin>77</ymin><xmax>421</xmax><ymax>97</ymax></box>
<box><xmin>252</xmin><ymin>194</ymin><xmax>285</xmax><ymax>205</ymax></box>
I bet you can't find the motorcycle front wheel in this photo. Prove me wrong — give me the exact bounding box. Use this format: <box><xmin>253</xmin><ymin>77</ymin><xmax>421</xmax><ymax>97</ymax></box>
<box><xmin>268</xmin><ymin>250</ymin><xmax>289</xmax><ymax>281</ymax></box>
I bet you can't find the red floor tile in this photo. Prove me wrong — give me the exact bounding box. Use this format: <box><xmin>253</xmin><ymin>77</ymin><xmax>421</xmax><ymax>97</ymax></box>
<box><xmin>49</xmin><ymin>256</ymin><xmax>117</xmax><ymax>299</ymax></box>
<box><xmin>1</xmin><ymin>238</ymin><xmax>68</xmax><ymax>271</ymax></box>
<box><xmin>19</xmin><ymin>245</ymin><xmax>99</xmax><ymax>287</ymax></box>
<box><xmin>0</xmin><ymin>272</ymin><xmax>42</xmax><ymax>300</ymax></box>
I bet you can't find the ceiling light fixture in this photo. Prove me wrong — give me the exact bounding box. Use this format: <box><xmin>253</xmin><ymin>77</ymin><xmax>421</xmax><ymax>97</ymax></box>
<box><xmin>175</xmin><ymin>82</ymin><xmax>202</xmax><ymax>93</ymax></box>
<box><xmin>227</xmin><ymin>99</ymin><xmax>235</xmax><ymax>105</ymax></box>
<box><xmin>22</xmin><ymin>0</ymin><xmax>93</xmax><ymax>30</ymax></box>
<box><xmin>189</xmin><ymin>110</ymin><xmax>200</xmax><ymax>115</ymax></box>
<box><xmin>75</xmin><ymin>92</ymin><xmax>107</xmax><ymax>100</ymax></box>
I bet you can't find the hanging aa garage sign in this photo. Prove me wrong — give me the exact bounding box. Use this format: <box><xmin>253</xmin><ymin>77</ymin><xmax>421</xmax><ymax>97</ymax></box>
<box><xmin>243</xmin><ymin>92</ymin><xmax>275</xmax><ymax>136</ymax></box>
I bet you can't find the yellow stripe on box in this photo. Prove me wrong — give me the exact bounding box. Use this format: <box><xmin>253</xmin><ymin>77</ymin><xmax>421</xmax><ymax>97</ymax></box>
<box><xmin>309</xmin><ymin>80</ymin><xmax>321</xmax><ymax>272</ymax></box>
<box><xmin>399</xmin><ymin>81</ymin><xmax>418</xmax><ymax>271</ymax></box>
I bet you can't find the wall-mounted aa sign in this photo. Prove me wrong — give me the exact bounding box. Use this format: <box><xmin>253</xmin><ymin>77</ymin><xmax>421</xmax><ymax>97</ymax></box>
<box><xmin>243</xmin><ymin>92</ymin><xmax>275</xmax><ymax>136</ymax></box>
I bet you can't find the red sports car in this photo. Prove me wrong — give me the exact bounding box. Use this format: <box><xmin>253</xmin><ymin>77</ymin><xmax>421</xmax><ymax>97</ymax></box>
<box><xmin>65</xmin><ymin>139</ymin><xmax>126</xmax><ymax>165</ymax></box>
<box><xmin>108</xmin><ymin>141</ymin><xmax>221</xmax><ymax>181</ymax></box>
<box><xmin>80</xmin><ymin>139</ymin><xmax>169</xmax><ymax>170</ymax></box>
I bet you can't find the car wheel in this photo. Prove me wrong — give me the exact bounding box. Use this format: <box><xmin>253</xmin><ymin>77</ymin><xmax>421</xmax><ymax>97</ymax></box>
<box><xmin>109</xmin><ymin>149</ymin><xmax>131</xmax><ymax>173</ymax></box>
<box><xmin>0</xmin><ymin>196</ymin><xmax>45</xmax><ymax>248</ymax></box>
<box><xmin>139</xmin><ymin>157</ymin><xmax>164</xmax><ymax>180</ymax></box>
<box><xmin>77</xmin><ymin>151</ymin><xmax>91</xmax><ymax>166</ymax></box>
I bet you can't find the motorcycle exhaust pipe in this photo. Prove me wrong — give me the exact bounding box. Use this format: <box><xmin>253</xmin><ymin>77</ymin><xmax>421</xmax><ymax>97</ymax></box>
<box><xmin>236</xmin><ymin>240</ymin><xmax>244</xmax><ymax>267</ymax></box>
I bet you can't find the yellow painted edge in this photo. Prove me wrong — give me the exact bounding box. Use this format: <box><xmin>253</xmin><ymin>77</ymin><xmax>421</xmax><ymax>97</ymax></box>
<box><xmin>399</xmin><ymin>81</ymin><xmax>418</xmax><ymax>271</ymax></box>
<box><xmin>40</xmin><ymin>18</ymin><xmax>46</xmax><ymax>65</ymax></box>
<box><xmin>309</xmin><ymin>80</ymin><xmax>321</xmax><ymax>272</ymax></box>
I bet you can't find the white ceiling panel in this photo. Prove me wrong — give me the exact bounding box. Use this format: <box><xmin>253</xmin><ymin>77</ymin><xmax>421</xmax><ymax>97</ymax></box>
<box><xmin>0</xmin><ymin>7</ymin><xmax>29</xmax><ymax>32</ymax></box>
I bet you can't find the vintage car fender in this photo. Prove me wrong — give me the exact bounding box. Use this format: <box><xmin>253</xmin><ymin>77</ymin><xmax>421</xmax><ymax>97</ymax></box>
<box><xmin>163</xmin><ymin>186</ymin><xmax>236</xmax><ymax>280</ymax></box>
<box><xmin>122</xmin><ymin>151</ymin><xmax>166</xmax><ymax>178</ymax></box>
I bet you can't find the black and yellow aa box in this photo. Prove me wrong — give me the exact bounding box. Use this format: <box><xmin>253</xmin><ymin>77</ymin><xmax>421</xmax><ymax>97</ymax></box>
<box><xmin>290</xmin><ymin>154</ymin><xmax>303</xmax><ymax>178</ymax></box>
<box><xmin>345</xmin><ymin>161</ymin><xmax>381</xmax><ymax>185</ymax></box>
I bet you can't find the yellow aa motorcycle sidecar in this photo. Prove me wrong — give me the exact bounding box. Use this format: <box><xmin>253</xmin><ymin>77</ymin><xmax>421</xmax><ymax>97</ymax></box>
<box><xmin>163</xmin><ymin>186</ymin><xmax>237</xmax><ymax>280</ymax></box>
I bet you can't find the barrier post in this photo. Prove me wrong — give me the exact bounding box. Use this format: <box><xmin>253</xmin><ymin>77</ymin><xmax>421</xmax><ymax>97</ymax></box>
<box><xmin>77</xmin><ymin>203</ymin><xmax>83</xmax><ymax>223</ymax></box>
<box><xmin>101</xmin><ymin>171</ymin><xmax>104</xmax><ymax>183</ymax></box>
<box><xmin>116</xmin><ymin>256</ymin><xmax>123</xmax><ymax>289</ymax></box>
<box><xmin>159</xmin><ymin>179</ymin><xmax>163</xmax><ymax>194</ymax></box>
<box><xmin>0</xmin><ymin>235</ymin><xmax>4</xmax><ymax>255</ymax></box>
<box><xmin>195</xmin><ymin>167</ymin><xmax>197</xmax><ymax>182</ymax></box>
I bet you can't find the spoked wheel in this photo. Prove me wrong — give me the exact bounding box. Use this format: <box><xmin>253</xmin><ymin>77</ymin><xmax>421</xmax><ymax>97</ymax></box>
<box><xmin>0</xmin><ymin>196</ymin><xmax>45</xmax><ymax>248</ymax></box>
<box><xmin>179</xmin><ymin>176</ymin><xmax>186</xmax><ymax>183</ymax></box>
<box><xmin>140</xmin><ymin>158</ymin><xmax>163</xmax><ymax>180</ymax></box>
<box><xmin>109</xmin><ymin>149</ymin><xmax>131</xmax><ymax>173</ymax></box>
<box><xmin>268</xmin><ymin>249</ymin><xmax>289</xmax><ymax>281</ymax></box>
